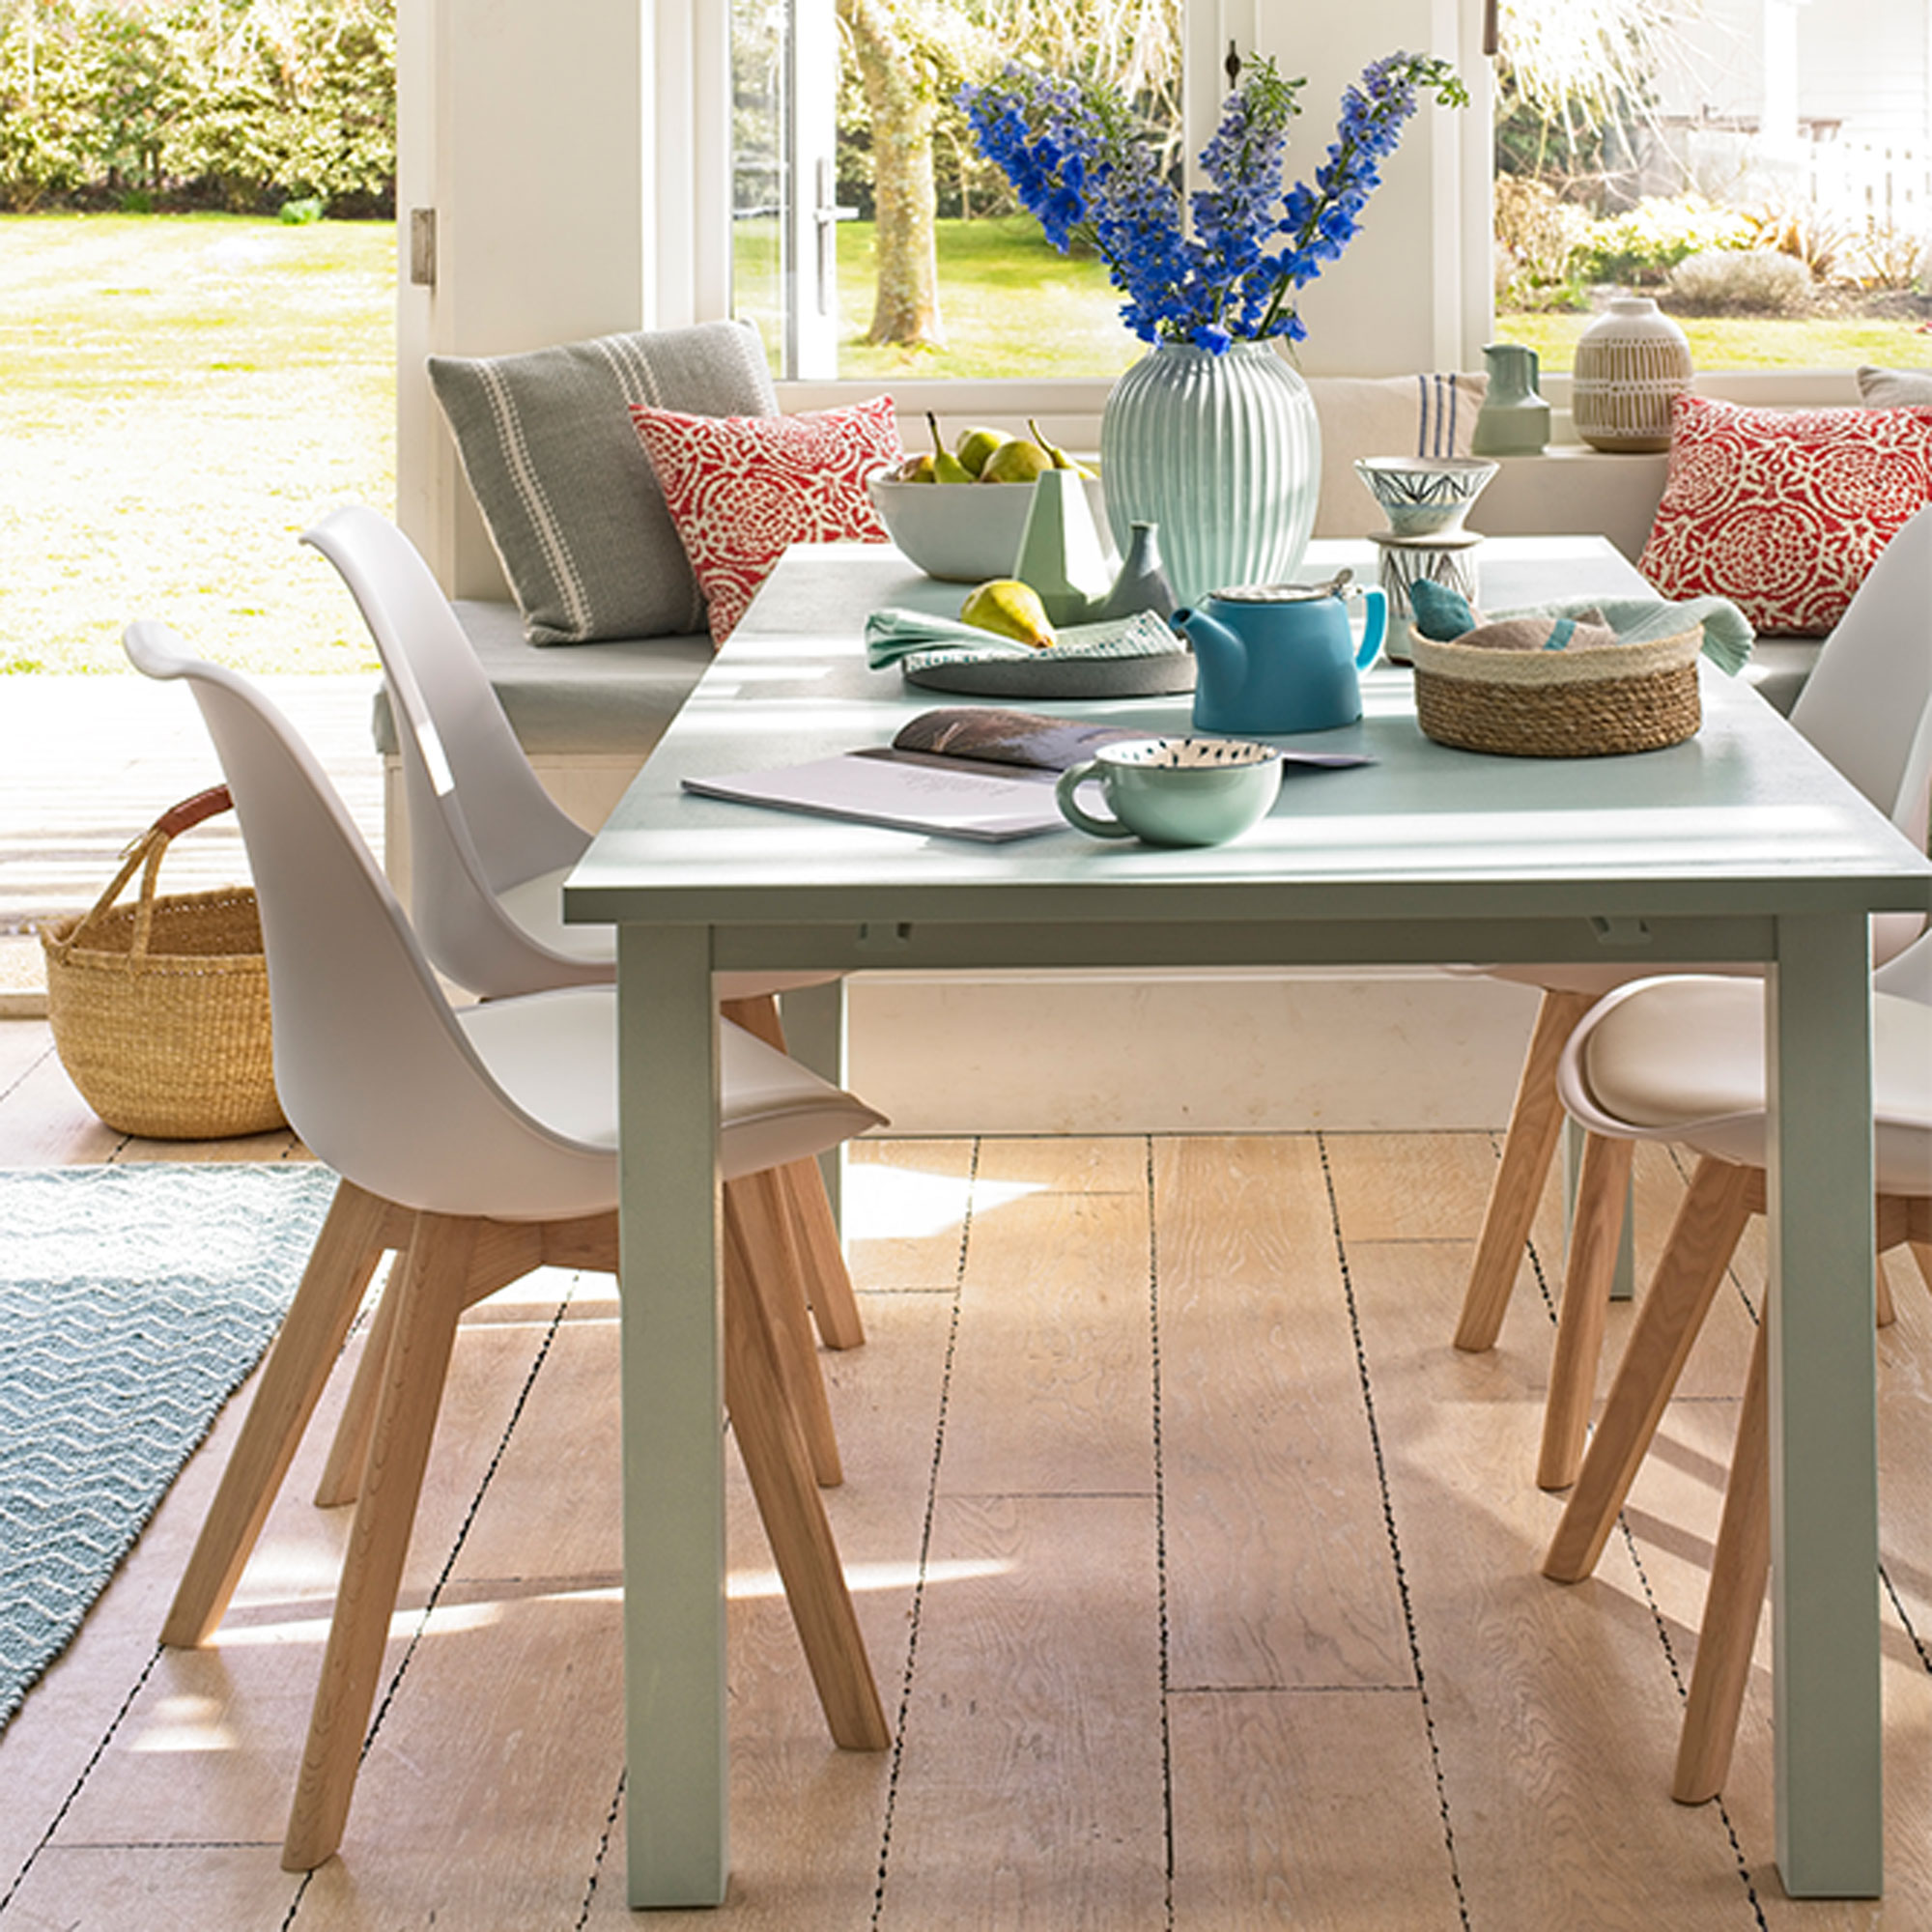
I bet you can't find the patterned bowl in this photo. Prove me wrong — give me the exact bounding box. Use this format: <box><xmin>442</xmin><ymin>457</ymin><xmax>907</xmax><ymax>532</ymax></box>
<box><xmin>1353</xmin><ymin>456</ymin><xmax>1500</xmax><ymax>540</ymax></box>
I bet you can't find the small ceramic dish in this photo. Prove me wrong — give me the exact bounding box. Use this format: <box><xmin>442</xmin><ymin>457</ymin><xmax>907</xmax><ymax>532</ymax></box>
<box><xmin>1353</xmin><ymin>455</ymin><xmax>1500</xmax><ymax>540</ymax></box>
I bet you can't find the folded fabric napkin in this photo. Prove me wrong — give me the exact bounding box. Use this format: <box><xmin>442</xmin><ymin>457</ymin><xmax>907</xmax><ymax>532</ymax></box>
<box><xmin>1408</xmin><ymin>580</ymin><xmax>1754</xmax><ymax>674</ymax></box>
<box><xmin>865</xmin><ymin>607</ymin><xmax>1181</xmax><ymax>672</ymax></box>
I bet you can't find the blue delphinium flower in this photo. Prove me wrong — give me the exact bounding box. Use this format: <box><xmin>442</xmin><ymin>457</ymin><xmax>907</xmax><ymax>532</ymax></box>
<box><xmin>958</xmin><ymin>49</ymin><xmax>1466</xmax><ymax>353</ymax></box>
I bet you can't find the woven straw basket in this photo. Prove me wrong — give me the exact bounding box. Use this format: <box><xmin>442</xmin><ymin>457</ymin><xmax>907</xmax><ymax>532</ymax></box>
<box><xmin>1408</xmin><ymin>624</ymin><xmax>1703</xmax><ymax>758</ymax></box>
<box><xmin>39</xmin><ymin>786</ymin><xmax>285</xmax><ymax>1140</ymax></box>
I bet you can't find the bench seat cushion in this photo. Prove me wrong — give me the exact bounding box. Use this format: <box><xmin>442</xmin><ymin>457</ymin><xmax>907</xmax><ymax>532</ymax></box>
<box><xmin>371</xmin><ymin>600</ymin><xmax>714</xmax><ymax>759</ymax></box>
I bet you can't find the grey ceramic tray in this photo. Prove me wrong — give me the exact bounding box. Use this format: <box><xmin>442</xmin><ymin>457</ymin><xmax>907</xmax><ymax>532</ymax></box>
<box><xmin>902</xmin><ymin>650</ymin><xmax>1196</xmax><ymax>699</ymax></box>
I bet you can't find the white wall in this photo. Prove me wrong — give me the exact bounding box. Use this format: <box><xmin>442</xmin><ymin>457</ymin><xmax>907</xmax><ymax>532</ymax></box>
<box><xmin>396</xmin><ymin>0</ymin><xmax>653</xmax><ymax>596</ymax></box>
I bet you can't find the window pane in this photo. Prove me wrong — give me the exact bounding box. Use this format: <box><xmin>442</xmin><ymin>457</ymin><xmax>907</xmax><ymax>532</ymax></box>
<box><xmin>732</xmin><ymin>0</ymin><xmax>787</xmax><ymax>380</ymax></box>
<box><xmin>1492</xmin><ymin>0</ymin><xmax>1932</xmax><ymax>371</ymax></box>
<box><xmin>733</xmin><ymin>0</ymin><xmax>1182</xmax><ymax>381</ymax></box>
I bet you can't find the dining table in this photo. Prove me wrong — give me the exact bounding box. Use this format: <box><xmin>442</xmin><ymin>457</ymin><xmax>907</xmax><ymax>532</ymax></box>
<box><xmin>565</xmin><ymin>534</ymin><xmax>1932</xmax><ymax>1909</ymax></box>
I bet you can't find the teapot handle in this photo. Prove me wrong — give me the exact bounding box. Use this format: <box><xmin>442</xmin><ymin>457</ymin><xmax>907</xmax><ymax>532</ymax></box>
<box><xmin>1353</xmin><ymin>587</ymin><xmax>1387</xmax><ymax>668</ymax></box>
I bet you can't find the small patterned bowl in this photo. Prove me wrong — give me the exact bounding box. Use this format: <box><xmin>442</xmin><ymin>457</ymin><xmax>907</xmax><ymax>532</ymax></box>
<box><xmin>1353</xmin><ymin>456</ymin><xmax>1500</xmax><ymax>540</ymax></box>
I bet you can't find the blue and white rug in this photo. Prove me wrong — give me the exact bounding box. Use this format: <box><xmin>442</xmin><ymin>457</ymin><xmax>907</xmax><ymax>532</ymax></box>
<box><xmin>0</xmin><ymin>1162</ymin><xmax>337</xmax><ymax>1728</ymax></box>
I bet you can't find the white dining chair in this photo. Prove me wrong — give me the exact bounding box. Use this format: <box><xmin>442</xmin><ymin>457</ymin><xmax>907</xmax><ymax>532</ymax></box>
<box><xmin>301</xmin><ymin>505</ymin><xmax>866</xmax><ymax>1458</ymax></box>
<box><xmin>124</xmin><ymin>620</ymin><xmax>893</xmax><ymax>1871</ymax></box>
<box><xmin>1534</xmin><ymin>936</ymin><xmax>1931</xmax><ymax>1802</ymax></box>
<box><xmin>1453</xmin><ymin>506</ymin><xmax>1932</xmax><ymax>1438</ymax></box>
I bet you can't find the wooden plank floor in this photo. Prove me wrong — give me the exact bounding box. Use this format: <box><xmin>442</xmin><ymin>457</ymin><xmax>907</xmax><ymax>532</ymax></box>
<box><xmin>1</xmin><ymin>1019</ymin><xmax>1927</xmax><ymax>1929</ymax></box>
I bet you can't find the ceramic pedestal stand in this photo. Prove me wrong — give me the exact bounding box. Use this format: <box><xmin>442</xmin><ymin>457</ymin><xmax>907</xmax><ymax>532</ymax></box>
<box><xmin>1371</xmin><ymin>531</ymin><xmax>1483</xmax><ymax>663</ymax></box>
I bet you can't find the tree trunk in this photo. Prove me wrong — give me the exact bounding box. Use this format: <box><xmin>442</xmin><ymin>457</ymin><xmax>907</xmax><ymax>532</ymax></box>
<box><xmin>839</xmin><ymin>0</ymin><xmax>945</xmax><ymax>349</ymax></box>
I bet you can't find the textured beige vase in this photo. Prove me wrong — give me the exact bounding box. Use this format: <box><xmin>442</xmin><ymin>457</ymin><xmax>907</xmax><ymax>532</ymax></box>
<box><xmin>1572</xmin><ymin>296</ymin><xmax>1693</xmax><ymax>453</ymax></box>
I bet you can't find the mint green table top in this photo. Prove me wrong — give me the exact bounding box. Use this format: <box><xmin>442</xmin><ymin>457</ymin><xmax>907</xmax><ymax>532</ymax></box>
<box><xmin>570</xmin><ymin>539</ymin><xmax>1929</xmax><ymax>953</ymax></box>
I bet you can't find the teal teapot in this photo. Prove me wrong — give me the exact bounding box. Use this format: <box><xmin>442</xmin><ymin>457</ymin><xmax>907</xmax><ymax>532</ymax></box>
<box><xmin>1175</xmin><ymin>577</ymin><xmax>1387</xmax><ymax>736</ymax></box>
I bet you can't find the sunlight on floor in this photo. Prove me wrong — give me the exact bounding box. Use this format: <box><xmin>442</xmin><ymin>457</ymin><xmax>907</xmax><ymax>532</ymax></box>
<box><xmin>845</xmin><ymin>1158</ymin><xmax>1039</xmax><ymax>1237</ymax></box>
<box><xmin>210</xmin><ymin>1598</ymin><xmax>505</xmax><ymax>1653</ymax></box>
<box><xmin>126</xmin><ymin>1693</ymin><xmax>237</xmax><ymax>1754</ymax></box>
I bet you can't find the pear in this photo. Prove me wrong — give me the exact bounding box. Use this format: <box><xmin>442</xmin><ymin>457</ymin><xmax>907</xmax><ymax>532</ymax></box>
<box><xmin>926</xmin><ymin>412</ymin><xmax>974</xmax><ymax>484</ymax></box>
<box><xmin>895</xmin><ymin>452</ymin><xmax>936</xmax><ymax>483</ymax></box>
<box><xmin>978</xmin><ymin>437</ymin><xmax>1052</xmax><ymax>485</ymax></box>
<box><xmin>1028</xmin><ymin>416</ymin><xmax>1096</xmax><ymax>479</ymax></box>
<box><xmin>960</xmin><ymin>578</ymin><xmax>1056</xmax><ymax>649</ymax></box>
<box><xmin>955</xmin><ymin>425</ymin><xmax>1009</xmax><ymax>477</ymax></box>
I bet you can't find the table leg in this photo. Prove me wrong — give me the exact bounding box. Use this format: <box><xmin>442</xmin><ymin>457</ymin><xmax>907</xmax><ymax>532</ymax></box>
<box><xmin>1769</xmin><ymin>914</ymin><xmax>1882</xmax><ymax>1897</ymax></box>
<box><xmin>620</xmin><ymin>924</ymin><xmax>729</xmax><ymax>1908</ymax></box>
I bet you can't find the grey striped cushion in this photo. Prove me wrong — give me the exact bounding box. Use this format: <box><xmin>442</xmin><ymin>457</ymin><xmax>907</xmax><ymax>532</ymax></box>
<box><xmin>428</xmin><ymin>318</ymin><xmax>779</xmax><ymax>644</ymax></box>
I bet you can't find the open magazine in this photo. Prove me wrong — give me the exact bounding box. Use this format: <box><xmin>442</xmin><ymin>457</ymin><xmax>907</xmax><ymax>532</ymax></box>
<box><xmin>682</xmin><ymin>708</ymin><xmax>1369</xmax><ymax>842</ymax></box>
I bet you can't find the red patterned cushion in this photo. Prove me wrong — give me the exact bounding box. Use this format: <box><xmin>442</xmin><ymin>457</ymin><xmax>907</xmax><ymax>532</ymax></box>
<box><xmin>1639</xmin><ymin>395</ymin><xmax>1932</xmax><ymax>635</ymax></box>
<box><xmin>629</xmin><ymin>393</ymin><xmax>900</xmax><ymax>642</ymax></box>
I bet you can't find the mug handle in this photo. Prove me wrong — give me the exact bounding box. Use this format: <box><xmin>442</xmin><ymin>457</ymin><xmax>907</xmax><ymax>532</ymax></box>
<box><xmin>1055</xmin><ymin>761</ymin><xmax>1134</xmax><ymax>838</ymax></box>
<box><xmin>1353</xmin><ymin>586</ymin><xmax>1388</xmax><ymax>668</ymax></box>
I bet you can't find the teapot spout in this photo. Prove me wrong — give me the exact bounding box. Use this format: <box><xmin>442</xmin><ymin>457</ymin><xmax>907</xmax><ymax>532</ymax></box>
<box><xmin>1172</xmin><ymin>605</ymin><xmax>1247</xmax><ymax>711</ymax></box>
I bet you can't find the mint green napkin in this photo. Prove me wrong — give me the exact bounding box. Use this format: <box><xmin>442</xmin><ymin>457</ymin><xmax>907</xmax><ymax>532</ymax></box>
<box><xmin>1495</xmin><ymin>594</ymin><xmax>1755</xmax><ymax>675</ymax></box>
<box><xmin>865</xmin><ymin>607</ymin><xmax>1181</xmax><ymax>671</ymax></box>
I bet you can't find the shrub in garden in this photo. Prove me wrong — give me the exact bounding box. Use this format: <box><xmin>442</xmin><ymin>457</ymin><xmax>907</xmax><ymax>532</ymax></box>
<box><xmin>0</xmin><ymin>0</ymin><xmax>394</xmax><ymax>214</ymax></box>
<box><xmin>1668</xmin><ymin>245</ymin><xmax>1813</xmax><ymax>315</ymax></box>
<box><xmin>1575</xmin><ymin>193</ymin><xmax>1755</xmax><ymax>287</ymax></box>
<box><xmin>1750</xmin><ymin>199</ymin><xmax>1850</xmax><ymax>283</ymax></box>
<box><xmin>1844</xmin><ymin>220</ymin><xmax>1926</xmax><ymax>292</ymax></box>
<box><xmin>1492</xmin><ymin>174</ymin><xmax>1590</xmax><ymax>308</ymax></box>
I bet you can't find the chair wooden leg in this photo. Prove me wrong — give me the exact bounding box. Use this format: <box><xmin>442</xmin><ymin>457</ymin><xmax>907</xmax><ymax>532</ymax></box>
<box><xmin>720</xmin><ymin>991</ymin><xmax>867</xmax><ymax>1350</ymax></box>
<box><xmin>1544</xmin><ymin>1156</ymin><xmax>1758</xmax><ymax>1581</ymax></box>
<box><xmin>1456</xmin><ymin>988</ymin><xmax>1597</xmax><ymax>1353</ymax></box>
<box><xmin>722</xmin><ymin>1203</ymin><xmax>889</xmax><ymax>1753</ymax></box>
<box><xmin>318</xmin><ymin>1219</ymin><xmax>548</xmax><ymax>1509</ymax></box>
<box><xmin>161</xmin><ymin>1180</ymin><xmax>394</xmax><ymax>1650</ymax></box>
<box><xmin>313</xmin><ymin>1249</ymin><xmax>403</xmax><ymax>1508</ymax></box>
<box><xmin>1538</xmin><ymin>1129</ymin><xmax>1635</xmax><ymax>1492</ymax></box>
<box><xmin>282</xmin><ymin>1213</ymin><xmax>478</xmax><ymax>1872</ymax></box>
<box><xmin>1873</xmin><ymin>1249</ymin><xmax>1897</xmax><ymax>1328</ymax></box>
<box><xmin>783</xmin><ymin>1157</ymin><xmax>867</xmax><ymax>1350</ymax></box>
<box><xmin>724</xmin><ymin>1171</ymin><xmax>842</xmax><ymax>1488</ymax></box>
<box><xmin>1674</xmin><ymin>1318</ymin><xmax>1773</xmax><ymax>1804</ymax></box>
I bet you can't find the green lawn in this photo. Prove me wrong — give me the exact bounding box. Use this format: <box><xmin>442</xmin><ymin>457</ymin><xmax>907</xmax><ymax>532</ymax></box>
<box><xmin>0</xmin><ymin>213</ymin><xmax>394</xmax><ymax>675</ymax></box>
<box><xmin>836</xmin><ymin>217</ymin><xmax>1144</xmax><ymax>382</ymax></box>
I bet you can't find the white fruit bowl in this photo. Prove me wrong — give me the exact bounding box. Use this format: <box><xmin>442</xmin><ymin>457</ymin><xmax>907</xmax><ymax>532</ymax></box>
<box><xmin>867</xmin><ymin>469</ymin><xmax>1109</xmax><ymax>583</ymax></box>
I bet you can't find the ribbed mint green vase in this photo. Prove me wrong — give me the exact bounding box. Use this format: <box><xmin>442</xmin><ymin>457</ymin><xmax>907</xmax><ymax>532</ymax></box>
<box><xmin>1099</xmin><ymin>340</ymin><xmax>1321</xmax><ymax>606</ymax></box>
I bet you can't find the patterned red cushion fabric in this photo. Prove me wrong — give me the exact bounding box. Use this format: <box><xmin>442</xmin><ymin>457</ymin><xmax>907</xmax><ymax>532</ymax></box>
<box><xmin>1639</xmin><ymin>394</ymin><xmax>1932</xmax><ymax>635</ymax></box>
<box><xmin>629</xmin><ymin>394</ymin><xmax>901</xmax><ymax>643</ymax></box>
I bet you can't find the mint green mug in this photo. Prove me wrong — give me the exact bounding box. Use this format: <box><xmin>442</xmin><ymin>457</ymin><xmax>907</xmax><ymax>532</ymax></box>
<box><xmin>1055</xmin><ymin>737</ymin><xmax>1283</xmax><ymax>847</ymax></box>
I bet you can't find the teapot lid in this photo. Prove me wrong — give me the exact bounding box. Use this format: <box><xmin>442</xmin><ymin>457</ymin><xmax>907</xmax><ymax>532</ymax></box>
<box><xmin>1213</xmin><ymin>568</ymin><xmax>1352</xmax><ymax>605</ymax></box>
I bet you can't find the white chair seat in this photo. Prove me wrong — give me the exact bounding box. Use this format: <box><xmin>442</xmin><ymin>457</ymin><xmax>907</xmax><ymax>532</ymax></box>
<box><xmin>1573</xmin><ymin>976</ymin><xmax>1932</xmax><ymax>1190</ymax></box>
<box><xmin>454</xmin><ymin>984</ymin><xmax>618</xmax><ymax>1149</ymax></box>
<box><xmin>496</xmin><ymin>867</ymin><xmax>616</xmax><ymax>966</ymax></box>
<box><xmin>1477</xmin><ymin>913</ymin><xmax>1927</xmax><ymax>999</ymax></box>
<box><xmin>497</xmin><ymin>866</ymin><xmax>842</xmax><ymax>1002</ymax></box>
